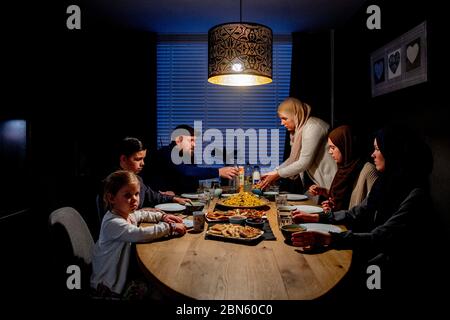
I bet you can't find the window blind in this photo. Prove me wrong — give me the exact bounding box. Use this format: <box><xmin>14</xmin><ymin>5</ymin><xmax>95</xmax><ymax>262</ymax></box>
<box><xmin>157</xmin><ymin>35</ymin><xmax>292</xmax><ymax>169</ymax></box>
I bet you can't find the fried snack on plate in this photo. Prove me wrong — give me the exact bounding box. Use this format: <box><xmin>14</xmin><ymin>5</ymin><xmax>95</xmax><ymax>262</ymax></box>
<box><xmin>208</xmin><ymin>224</ymin><xmax>262</xmax><ymax>239</ymax></box>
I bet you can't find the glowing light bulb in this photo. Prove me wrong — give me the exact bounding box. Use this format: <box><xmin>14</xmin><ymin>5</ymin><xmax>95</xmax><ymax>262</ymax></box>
<box><xmin>232</xmin><ymin>63</ymin><xmax>243</xmax><ymax>72</ymax></box>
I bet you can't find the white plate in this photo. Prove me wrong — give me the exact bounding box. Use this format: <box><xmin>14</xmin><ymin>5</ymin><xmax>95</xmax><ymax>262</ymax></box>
<box><xmin>286</xmin><ymin>194</ymin><xmax>308</xmax><ymax>201</ymax></box>
<box><xmin>292</xmin><ymin>205</ymin><xmax>323</xmax><ymax>214</ymax></box>
<box><xmin>221</xmin><ymin>193</ymin><xmax>238</xmax><ymax>198</ymax></box>
<box><xmin>155</xmin><ymin>203</ymin><xmax>186</xmax><ymax>212</ymax></box>
<box><xmin>263</xmin><ymin>191</ymin><xmax>279</xmax><ymax>196</ymax></box>
<box><xmin>182</xmin><ymin>219</ymin><xmax>194</xmax><ymax>229</ymax></box>
<box><xmin>181</xmin><ymin>193</ymin><xmax>199</xmax><ymax>199</ymax></box>
<box><xmin>300</xmin><ymin>223</ymin><xmax>343</xmax><ymax>233</ymax></box>
<box><xmin>277</xmin><ymin>205</ymin><xmax>297</xmax><ymax>211</ymax></box>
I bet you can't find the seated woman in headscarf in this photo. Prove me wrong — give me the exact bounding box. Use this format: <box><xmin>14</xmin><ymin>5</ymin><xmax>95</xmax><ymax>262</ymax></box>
<box><xmin>291</xmin><ymin>126</ymin><xmax>433</xmax><ymax>292</ymax></box>
<box><xmin>259</xmin><ymin>97</ymin><xmax>337</xmax><ymax>192</ymax></box>
<box><xmin>308</xmin><ymin>125</ymin><xmax>378</xmax><ymax>212</ymax></box>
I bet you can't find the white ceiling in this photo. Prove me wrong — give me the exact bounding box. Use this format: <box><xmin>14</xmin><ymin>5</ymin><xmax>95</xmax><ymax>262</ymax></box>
<box><xmin>88</xmin><ymin>0</ymin><xmax>367</xmax><ymax>34</ymax></box>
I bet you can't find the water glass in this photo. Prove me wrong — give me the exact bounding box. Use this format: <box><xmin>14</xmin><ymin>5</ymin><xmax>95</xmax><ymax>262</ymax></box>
<box><xmin>275</xmin><ymin>194</ymin><xmax>288</xmax><ymax>207</ymax></box>
<box><xmin>193</xmin><ymin>211</ymin><xmax>205</xmax><ymax>232</ymax></box>
<box><xmin>198</xmin><ymin>191</ymin><xmax>211</xmax><ymax>208</ymax></box>
<box><xmin>277</xmin><ymin>209</ymin><xmax>293</xmax><ymax>228</ymax></box>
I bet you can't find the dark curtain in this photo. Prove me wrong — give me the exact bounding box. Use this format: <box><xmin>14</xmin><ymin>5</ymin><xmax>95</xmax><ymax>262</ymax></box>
<box><xmin>280</xmin><ymin>31</ymin><xmax>333</xmax><ymax>193</ymax></box>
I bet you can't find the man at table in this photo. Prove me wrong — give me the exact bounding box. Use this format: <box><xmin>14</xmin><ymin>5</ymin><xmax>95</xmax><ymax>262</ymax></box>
<box><xmin>145</xmin><ymin>124</ymin><xmax>238</xmax><ymax>194</ymax></box>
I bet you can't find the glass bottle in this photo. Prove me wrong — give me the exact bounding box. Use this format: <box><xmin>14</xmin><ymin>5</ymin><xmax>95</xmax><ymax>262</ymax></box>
<box><xmin>252</xmin><ymin>165</ymin><xmax>261</xmax><ymax>188</ymax></box>
<box><xmin>238</xmin><ymin>166</ymin><xmax>245</xmax><ymax>193</ymax></box>
<box><xmin>244</xmin><ymin>164</ymin><xmax>253</xmax><ymax>192</ymax></box>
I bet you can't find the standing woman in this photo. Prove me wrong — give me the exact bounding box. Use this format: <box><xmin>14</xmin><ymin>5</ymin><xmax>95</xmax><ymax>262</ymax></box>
<box><xmin>260</xmin><ymin>97</ymin><xmax>337</xmax><ymax>192</ymax></box>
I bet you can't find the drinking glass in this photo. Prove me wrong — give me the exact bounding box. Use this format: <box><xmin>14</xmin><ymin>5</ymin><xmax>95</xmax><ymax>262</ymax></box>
<box><xmin>277</xmin><ymin>209</ymin><xmax>293</xmax><ymax>228</ymax></box>
<box><xmin>198</xmin><ymin>191</ymin><xmax>211</xmax><ymax>209</ymax></box>
<box><xmin>275</xmin><ymin>194</ymin><xmax>288</xmax><ymax>207</ymax></box>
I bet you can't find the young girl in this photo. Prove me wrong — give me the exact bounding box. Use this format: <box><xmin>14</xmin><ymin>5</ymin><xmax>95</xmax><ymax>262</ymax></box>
<box><xmin>90</xmin><ymin>170</ymin><xmax>186</xmax><ymax>297</ymax></box>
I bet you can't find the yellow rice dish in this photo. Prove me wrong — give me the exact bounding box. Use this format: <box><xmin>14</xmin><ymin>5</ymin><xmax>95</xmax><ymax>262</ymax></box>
<box><xmin>221</xmin><ymin>192</ymin><xmax>266</xmax><ymax>207</ymax></box>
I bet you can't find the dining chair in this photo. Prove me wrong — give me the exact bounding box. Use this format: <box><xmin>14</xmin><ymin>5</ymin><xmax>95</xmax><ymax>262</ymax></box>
<box><xmin>48</xmin><ymin>207</ymin><xmax>94</xmax><ymax>297</ymax></box>
<box><xmin>49</xmin><ymin>207</ymin><xmax>94</xmax><ymax>265</ymax></box>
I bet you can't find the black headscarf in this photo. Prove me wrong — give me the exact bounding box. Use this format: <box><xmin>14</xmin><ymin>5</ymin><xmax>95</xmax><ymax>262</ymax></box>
<box><xmin>366</xmin><ymin>127</ymin><xmax>433</xmax><ymax>224</ymax></box>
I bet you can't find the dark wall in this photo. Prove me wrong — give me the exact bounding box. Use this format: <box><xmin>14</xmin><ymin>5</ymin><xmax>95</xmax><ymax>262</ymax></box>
<box><xmin>2</xmin><ymin>1</ymin><xmax>157</xmax><ymax>234</ymax></box>
<box><xmin>2</xmin><ymin>1</ymin><xmax>157</xmax><ymax>298</ymax></box>
<box><xmin>290</xmin><ymin>31</ymin><xmax>333</xmax><ymax>124</ymax></box>
<box><xmin>334</xmin><ymin>0</ymin><xmax>450</xmax><ymax>237</ymax></box>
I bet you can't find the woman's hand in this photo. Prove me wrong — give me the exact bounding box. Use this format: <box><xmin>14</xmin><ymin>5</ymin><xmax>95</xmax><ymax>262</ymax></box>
<box><xmin>291</xmin><ymin>231</ymin><xmax>331</xmax><ymax>250</ymax></box>
<box><xmin>308</xmin><ymin>185</ymin><xmax>328</xmax><ymax>197</ymax></box>
<box><xmin>259</xmin><ymin>171</ymin><xmax>280</xmax><ymax>190</ymax></box>
<box><xmin>163</xmin><ymin>214</ymin><xmax>184</xmax><ymax>224</ymax></box>
<box><xmin>292</xmin><ymin>210</ymin><xmax>320</xmax><ymax>223</ymax></box>
<box><xmin>173</xmin><ymin>197</ymin><xmax>192</xmax><ymax>205</ymax></box>
<box><xmin>321</xmin><ymin>198</ymin><xmax>335</xmax><ymax>212</ymax></box>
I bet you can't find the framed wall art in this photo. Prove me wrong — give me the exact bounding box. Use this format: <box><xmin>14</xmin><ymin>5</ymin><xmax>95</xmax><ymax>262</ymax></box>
<box><xmin>370</xmin><ymin>21</ymin><xmax>427</xmax><ymax>97</ymax></box>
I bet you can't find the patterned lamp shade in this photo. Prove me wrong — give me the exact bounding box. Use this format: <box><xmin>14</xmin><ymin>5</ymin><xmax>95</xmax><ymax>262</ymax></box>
<box><xmin>208</xmin><ymin>22</ymin><xmax>273</xmax><ymax>86</ymax></box>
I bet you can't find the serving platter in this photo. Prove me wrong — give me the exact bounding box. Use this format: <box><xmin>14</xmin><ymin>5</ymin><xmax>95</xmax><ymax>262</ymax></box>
<box><xmin>206</xmin><ymin>224</ymin><xmax>264</xmax><ymax>242</ymax></box>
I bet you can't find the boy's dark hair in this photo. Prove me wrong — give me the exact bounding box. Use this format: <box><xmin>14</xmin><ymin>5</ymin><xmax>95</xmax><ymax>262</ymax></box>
<box><xmin>117</xmin><ymin>137</ymin><xmax>146</xmax><ymax>158</ymax></box>
<box><xmin>173</xmin><ymin>124</ymin><xmax>196</xmax><ymax>137</ymax></box>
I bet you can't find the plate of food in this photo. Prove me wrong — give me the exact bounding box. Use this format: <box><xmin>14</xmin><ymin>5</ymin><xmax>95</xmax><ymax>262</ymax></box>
<box><xmin>206</xmin><ymin>208</ymin><xmax>266</xmax><ymax>222</ymax></box>
<box><xmin>217</xmin><ymin>192</ymin><xmax>268</xmax><ymax>208</ymax></box>
<box><xmin>286</xmin><ymin>194</ymin><xmax>308</xmax><ymax>201</ymax></box>
<box><xmin>205</xmin><ymin>210</ymin><xmax>236</xmax><ymax>222</ymax></box>
<box><xmin>206</xmin><ymin>223</ymin><xmax>264</xmax><ymax>241</ymax></box>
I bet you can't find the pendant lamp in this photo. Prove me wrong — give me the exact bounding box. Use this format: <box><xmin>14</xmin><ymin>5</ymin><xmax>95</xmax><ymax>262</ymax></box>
<box><xmin>208</xmin><ymin>1</ymin><xmax>273</xmax><ymax>86</ymax></box>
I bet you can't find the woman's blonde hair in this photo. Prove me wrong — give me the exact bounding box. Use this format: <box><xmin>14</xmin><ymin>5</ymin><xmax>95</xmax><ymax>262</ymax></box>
<box><xmin>103</xmin><ymin>170</ymin><xmax>140</xmax><ymax>209</ymax></box>
<box><xmin>277</xmin><ymin>97</ymin><xmax>311</xmax><ymax>129</ymax></box>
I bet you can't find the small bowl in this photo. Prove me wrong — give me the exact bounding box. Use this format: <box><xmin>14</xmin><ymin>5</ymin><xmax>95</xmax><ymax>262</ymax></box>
<box><xmin>245</xmin><ymin>218</ymin><xmax>265</xmax><ymax>229</ymax></box>
<box><xmin>280</xmin><ymin>224</ymin><xmax>306</xmax><ymax>242</ymax></box>
<box><xmin>229</xmin><ymin>215</ymin><xmax>246</xmax><ymax>225</ymax></box>
<box><xmin>185</xmin><ymin>201</ymin><xmax>205</xmax><ymax>214</ymax></box>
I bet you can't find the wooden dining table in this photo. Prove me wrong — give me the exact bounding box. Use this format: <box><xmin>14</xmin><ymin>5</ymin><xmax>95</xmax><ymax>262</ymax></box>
<box><xmin>136</xmin><ymin>197</ymin><xmax>352</xmax><ymax>300</ymax></box>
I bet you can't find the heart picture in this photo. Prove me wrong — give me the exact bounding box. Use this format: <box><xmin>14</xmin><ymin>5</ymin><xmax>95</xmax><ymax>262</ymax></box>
<box><xmin>388</xmin><ymin>49</ymin><xmax>401</xmax><ymax>79</ymax></box>
<box><xmin>406</xmin><ymin>38</ymin><xmax>421</xmax><ymax>71</ymax></box>
<box><xmin>370</xmin><ymin>21</ymin><xmax>427</xmax><ymax>97</ymax></box>
<box><xmin>373</xmin><ymin>58</ymin><xmax>385</xmax><ymax>84</ymax></box>
<box><xmin>407</xmin><ymin>44</ymin><xmax>419</xmax><ymax>63</ymax></box>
